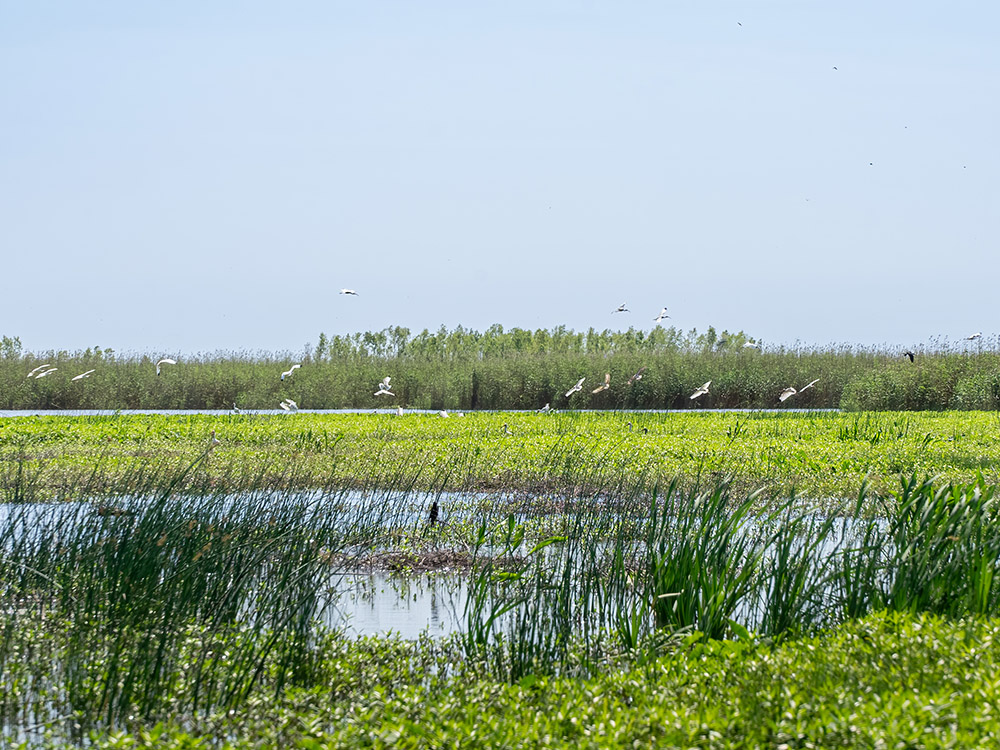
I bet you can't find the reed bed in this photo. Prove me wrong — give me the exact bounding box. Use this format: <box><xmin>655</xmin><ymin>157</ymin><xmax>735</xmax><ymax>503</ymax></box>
<box><xmin>3</xmin><ymin>325</ymin><xmax>1000</xmax><ymax>410</ymax></box>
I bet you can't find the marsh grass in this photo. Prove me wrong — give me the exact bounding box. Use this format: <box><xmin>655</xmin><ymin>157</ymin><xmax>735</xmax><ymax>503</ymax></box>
<box><xmin>4</xmin><ymin>325</ymin><xmax>1000</xmax><ymax>410</ymax></box>
<box><xmin>5</xmin><ymin>423</ymin><xmax>1000</xmax><ymax>742</ymax></box>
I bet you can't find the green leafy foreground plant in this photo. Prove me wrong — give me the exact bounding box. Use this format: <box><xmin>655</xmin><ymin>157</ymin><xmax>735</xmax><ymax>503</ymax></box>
<box><xmin>15</xmin><ymin>611</ymin><xmax>997</xmax><ymax>749</ymax></box>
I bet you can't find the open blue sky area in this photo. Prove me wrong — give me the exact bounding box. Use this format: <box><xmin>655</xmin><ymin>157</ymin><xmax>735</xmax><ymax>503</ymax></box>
<box><xmin>2</xmin><ymin>2</ymin><xmax>998</xmax><ymax>355</ymax></box>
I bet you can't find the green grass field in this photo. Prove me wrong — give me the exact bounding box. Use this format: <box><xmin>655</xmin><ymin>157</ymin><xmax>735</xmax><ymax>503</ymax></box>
<box><xmin>4</xmin><ymin>410</ymin><xmax>1000</xmax><ymax>502</ymax></box>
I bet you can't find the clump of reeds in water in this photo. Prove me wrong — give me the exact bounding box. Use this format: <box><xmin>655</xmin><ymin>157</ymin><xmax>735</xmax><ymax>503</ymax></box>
<box><xmin>0</xmin><ymin>446</ymin><xmax>435</xmax><ymax>740</ymax></box>
<box><xmin>459</xmin><ymin>474</ymin><xmax>1000</xmax><ymax>683</ymax></box>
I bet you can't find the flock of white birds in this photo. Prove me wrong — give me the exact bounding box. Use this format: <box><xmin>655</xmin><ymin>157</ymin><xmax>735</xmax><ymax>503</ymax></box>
<box><xmin>22</xmin><ymin>290</ymin><xmax>990</xmax><ymax>414</ymax></box>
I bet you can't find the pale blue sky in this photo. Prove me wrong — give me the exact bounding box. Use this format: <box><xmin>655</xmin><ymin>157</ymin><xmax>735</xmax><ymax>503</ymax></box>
<box><xmin>2</xmin><ymin>2</ymin><xmax>997</xmax><ymax>355</ymax></box>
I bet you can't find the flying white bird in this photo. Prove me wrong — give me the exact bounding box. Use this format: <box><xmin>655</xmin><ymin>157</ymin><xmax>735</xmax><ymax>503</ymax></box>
<box><xmin>279</xmin><ymin>398</ymin><xmax>299</xmax><ymax>412</ymax></box>
<box><xmin>966</xmin><ymin>332</ymin><xmax>983</xmax><ymax>340</ymax></box>
<box><xmin>156</xmin><ymin>358</ymin><xmax>177</xmax><ymax>376</ymax></box>
<box><xmin>340</xmin><ymin>289</ymin><xmax>358</xmax><ymax>296</ymax></box>
<box><xmin>743</xmin><ymin>341</ymin><xmax>761</xmax><ymax>350</ymax></box>
<box><xmin>780</xmin><ymin>379</ymin><xmax>819</xmax><ymax>402</ymax></box>
<box><xmin>374</xmin><ymin>376</ymin><xmax>394</xmax><ymax>396</ymax></box>
<box><xmin>653</xmin><ymin>308</ymin><xmax>670</xmax><ymax>323</ymax></box>
<box><xmin>690</xmin><ymin>381</ymin><xmax>711</xmax><ymax>400</ymax></box>
<box><xmin>565</xmin><ymin>377</ymin><xmax>586</xmax><ymax>397</ymax></box>
<box><xmin>71</xmin><ymin>369</ymin><xmax>96</xmax><ymax>381</ymax></box>
<box><xmin>26</xmin><ymin>364</ymin><xmax>52</xmax><ymax>378</ymax></box>
<box><xmin>35</xmin><ymin>368</ymin><xmax>58</xmax><ymax>379</ymax></box>
<box><xmin>627</xmin><ymin>367</ymin><xmax>646</xmax><ymax>385</ymax></box>
<box><xmin>280</xmin><ymin>364</ymin><xmax>301</xmax><ymax>381</ymax></box>
<box><xmin>591</xmin><ymin>373</ymin><xmax>611</xmax><ymax>394</ymax></box>
<box><xmin>612</xmin><ymin>303</ymin><xmax>629</xmax><ymax>314</ymax></box>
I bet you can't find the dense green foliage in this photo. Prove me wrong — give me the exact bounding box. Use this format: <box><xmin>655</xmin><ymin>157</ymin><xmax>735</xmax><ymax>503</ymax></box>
<box><xmin>2</xmin><ymin>325</ymin><xmax>999</xmax><ymax>410</ymax></box>
<box><xmin>5</xmin><ymin>410</ymin><xmax>1000</xmax><ymax>500</ymax></box>
<box><xmin>12</xmin><ymin>613</ymin><xmax>1000</xmax><ymax>748</ymax></box>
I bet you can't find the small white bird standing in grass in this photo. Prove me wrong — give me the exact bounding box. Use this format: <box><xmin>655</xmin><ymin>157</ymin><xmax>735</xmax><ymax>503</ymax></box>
<box><xmin>340</xmin><ymin>289</ymin><xmax>358</xmax><ymax>296</ymax></box>
<box><xmin>612</xmin><ymin>303</ymin><xmax>629</xmax><ymax>314</ymax></box>
<box><xmin>690</xmin><ymin>381</ymin><xmax>711</xmax><ymax>400</ymax></box>
<box><xmin>374</xmin><ymin>376</ymin><xmax>394</xmax><ymax>396</ymax></box>
<box><xmin>156</xmin><ymin>358</ymin><xmax>177</xmax><ymax>376</ymax></box>
<box><xmin>565</xmin><ymin>377</ymin><xmax>585</xmax><ymax>397</ymax></box>
<box><xmin>396</xmin><ymin>406</ymin><xmax>404</xmax><ymax>416</ymax></box>
<box><xmin>208</xmin><ymin>430</ymin><xmax>221</xmax><ymax>449</ymax></box>
<box><xmin>591</xmin><ymin>373</ymin><xmax>611</xmax><ymax>394</ymax></box>
<box><xmin>538</xmin><ymin>403</ymin><xmax>551</xmax><ymax>413</ymax></box>
<box><xmin>280</xmin><ymin>364</ymin><xmax>301</xmax><ymax>381</ymax></box>
<box><xmin>438</xmin><ymin>410</ymin><xmax>449</xmax><ymax>418</ymax></box>
<box><xmin>26</xmin><ymin>364</ymin><xmax>52</xmax><ymax>378</ymax></box>
<box><xmin>653</xmin><ymin>308</ymin><xmax>670</xmax><ymax>323</ymax></box>
<box><xmin>71</xmin><ymin>369</ymin><xmax>96</xmax><ymax>381</ymax></box>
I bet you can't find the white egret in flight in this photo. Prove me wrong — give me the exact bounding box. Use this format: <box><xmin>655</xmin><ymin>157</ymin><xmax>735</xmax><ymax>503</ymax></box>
<box><xmin>743</xmin><ymin>341</ymin><xmax>761</xmax><ymax>350</ymax></box>
<box><xmin>26</xmin><ymin>364</ymin><xmax>52</xmax><ymax>378</ymax></box>
<box><xmin>280</xmin><ymin>364</ymin><xmax>301</xmax><ymax>381</ymax></box>
<box><xmin>591</xmin><ymin>373</ymin><xmax>611</xmax><ymax>394</ymax></box>
<box><xmin>966</xmin><ymin>332</ymin><xmax>982</xmax><ymax>340</ymax></box>
<box><xmin>653</xmin><ymin>308</ymin><xmax>670</xmax><ymax>323</ymax></box>
<box><xmin>71</xmin><ymin>370</ymin><xmax>96</xmax><ymax>381</ymax></box>
<box><xmin>780</xmin><ymin>379</ymin><xmax>819</xmax><ymax>402</ymax></box>
<box><xmin>156</xmin><ymin>358</ymin><xmax>177</xmax><ymax>376</ymax></box>
<box><xmin>279</xmin><ymin>398</ymin><xmax>299</xmax><ymax>412</ymax></box>
<box><xmin>340</xmin><ymin>289</ymin><xmax>358</xmax><ymax>296</ymax></box>
<box><xmin>565</xmin><ymin>377</ymin><xmax>585</xmax><ymax>397</ymax></box>
<box><xmin>374</xmin><ymin>376</ymin><xmax>394</xmax><ymax>396</ymax></box>
<box><xmin>612</xmin><ymin>303</ymin><xmax>629</xmax><ymax>314</ymax></box>
<box><xmin>690</xmin><ymin>381</ymin><xmax>711</xmax><ymax>400</ymax></box>
<box><xmin>35</xmin><ymin>368</ymin><xmax>58</xmax><ymax>379</ymax></box>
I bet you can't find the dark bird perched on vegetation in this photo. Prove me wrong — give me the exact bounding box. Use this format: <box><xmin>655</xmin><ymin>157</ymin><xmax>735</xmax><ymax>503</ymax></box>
<box><xmin>428</xmin><ymin>499</ymin><xmax>439</xmax><ymax>526</ymax></box>
<box><xmin>904</xmin><ymin>351</ymin><xmax>915</xmax><ymax>362</ymax></box>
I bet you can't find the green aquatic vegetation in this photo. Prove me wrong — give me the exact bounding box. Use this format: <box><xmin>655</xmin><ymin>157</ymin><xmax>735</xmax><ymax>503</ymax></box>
<box><xmin>28</xmin><ymin>612</ymin><xmax>1000</xmax><ymax>749</ymax></box>
<box><xmin>6</xmin><ymin>411</ymin><xmax>1000</xmax><ymax>502</ymax></box>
